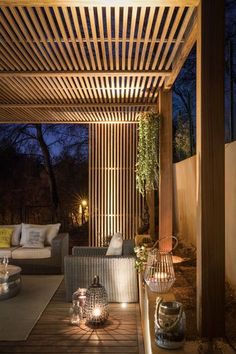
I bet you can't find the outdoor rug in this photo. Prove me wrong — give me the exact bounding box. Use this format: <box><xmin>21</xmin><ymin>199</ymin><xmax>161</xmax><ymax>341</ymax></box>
<box><xmin>0</xmin><ymin>275</ymin><xmax>63</xmax><ymax>341</ymax></box>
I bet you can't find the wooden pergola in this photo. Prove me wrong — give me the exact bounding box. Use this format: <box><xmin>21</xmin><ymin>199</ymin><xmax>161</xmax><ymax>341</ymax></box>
<box><xmin>0</xmin><ymin>0</ymin><xmax>225</xmax><ymax>341</ymax></box>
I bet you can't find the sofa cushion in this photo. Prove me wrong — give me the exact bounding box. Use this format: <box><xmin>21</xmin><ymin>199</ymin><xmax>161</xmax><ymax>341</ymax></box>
<box><xmin>0</xmin><ymin>228</ymin><xmax>13</xmax><ymax>248</ymax></box>
<box><xmin>21</xmin><ymin>223</ymin><xmax>61</xmax><ymax>246</ymax></box>
<box><xmin>0</xmin><ymin>246</ymin><xmax>19</xmax><ymax>258</ymax></box>
<box><xmin>0</xmin><ymin>224</ymin><xmax>21</xmax><ymax>246</ymax></box>
<box><xmin>22</xmin><ymin>227</ymin><xmax>47</xmax><ymax>248</ymax></box>
<box><xmin>106</xmin><ymin>232</ymin><xmax>123</xmax><ymax>256</ymax></box>
<box><xmin>12</xmin><ymin>246</ymin><xmax>52</xmax><ymax>259</ymax></box>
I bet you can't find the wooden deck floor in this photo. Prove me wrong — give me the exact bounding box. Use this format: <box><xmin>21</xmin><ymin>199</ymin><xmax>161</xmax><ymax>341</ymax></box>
<box><xmin>0</xmin><ymin>281</ymin><xmax>144</xmax><ymax>354</ymax></box>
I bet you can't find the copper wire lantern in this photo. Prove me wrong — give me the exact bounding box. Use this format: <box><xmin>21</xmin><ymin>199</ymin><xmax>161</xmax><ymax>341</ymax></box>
<box><xmin>84</xmin><ymin>275</ymin><xmax>109</xmax><ymax>325</ymax></box>
<box><xmin>144</xmin><ymin>236</ymin><xmax>178</xmax><ymax>293</ymax></box>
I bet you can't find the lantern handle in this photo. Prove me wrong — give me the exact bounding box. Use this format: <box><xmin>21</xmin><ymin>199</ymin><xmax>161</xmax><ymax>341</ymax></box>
<box><xmin>155</xmin><ymin>297</ymin><xmax>183</xmax><ymax>331</ymax></box>
<box><xmin>151</xmin><ymin>236</ymin><xmax>178</xmax><ymax>252</ymax></box>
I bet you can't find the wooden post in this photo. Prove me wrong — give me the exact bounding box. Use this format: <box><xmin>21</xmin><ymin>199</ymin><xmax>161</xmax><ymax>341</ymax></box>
<box><xmin>196</xmin><ymin>0</ymin><xmax>225</xmax><ymax>338</ymax></box>
<box><xmin>158</xmin><ymin>89</ymin><xmax>173</xmax><ymax>251</ymax></box>
<box><xmin>146</xmin><ymin>190</ymin><xmax>155</xmax><ymax>239</ymax></box>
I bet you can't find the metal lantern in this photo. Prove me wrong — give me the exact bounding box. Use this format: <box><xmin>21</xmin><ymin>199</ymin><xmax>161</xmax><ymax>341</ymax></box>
<box><xmin>144</xmin><ymin>249</ymin><xmax>175</xmax><ymax>292</ymax></box>
<box><xmin>84</xmin><ymin>275</ymin><xmax>109</xmax><ymax>325</ymax></box>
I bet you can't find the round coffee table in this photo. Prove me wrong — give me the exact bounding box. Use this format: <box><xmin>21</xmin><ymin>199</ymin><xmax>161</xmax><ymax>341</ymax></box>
<box><xmin>0</xmin><ymin>264</ymin><xmax>22</xmax><ymax>300</ymax></box>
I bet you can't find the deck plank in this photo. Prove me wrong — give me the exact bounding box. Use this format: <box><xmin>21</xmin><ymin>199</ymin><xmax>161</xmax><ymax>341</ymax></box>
<box><xmin>0</xmin><ymin>281</ymin><xmax>143</xmax><ymax>354</ymax></box>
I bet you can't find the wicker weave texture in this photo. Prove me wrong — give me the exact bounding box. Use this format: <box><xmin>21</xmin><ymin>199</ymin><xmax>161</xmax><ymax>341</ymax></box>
<box><xmin>64</xmin><ymin>253</ymin><xmax>138</xmax><ymax>302</ymax></box>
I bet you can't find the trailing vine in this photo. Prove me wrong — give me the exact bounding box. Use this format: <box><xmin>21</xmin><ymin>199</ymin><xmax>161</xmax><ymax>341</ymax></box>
<box><xmin>136</xmin><ymin>111</ymin><xmax>161</xmax><ymax>195</ymax></box>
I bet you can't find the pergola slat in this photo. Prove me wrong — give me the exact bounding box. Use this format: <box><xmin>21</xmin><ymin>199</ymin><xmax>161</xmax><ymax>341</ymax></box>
<box><xmin>165</xmin><ymin>13</ymin><xmax>197</xmax><ymax>89</ymax></box>
<box><xmin>0</xmin><ymin>1</ymin><xmax>200</xmax><ymax>6</ymax></box>
<box><xmin>0</xmin><ymin>70</ymin><xmax>171</xmax><ymax>78</ymax></box>
<box><xmin>0</xmin><ymin>2</ymin><xmax>197</xmax><ymax>122</ymax></box>
<box><xmin>158</xmin><ymin>7</ymin><xmax>185</xmax><ymax>70</ymax></box>
<box><xmin>165</xmin><ymin>7</ymin><xmax>195</xmax><ymax>70</ymax></box>
<box><xmin>0</xmin><ymin>103</ymin><xmax>156</xmax><ymax>108</ymax></box>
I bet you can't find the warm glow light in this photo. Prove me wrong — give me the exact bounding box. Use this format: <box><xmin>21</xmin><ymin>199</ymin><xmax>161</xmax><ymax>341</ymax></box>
<box><xmin>92</xmin><ymin>307</ymin><xmax>101</xmax><ymax>317</ymax></box>
<box><xmin>82</xmin><ymin>200</ymin><xmax>87</xmax><ymax>207</ymax></box>
<box><xmin>172</xmin><ymin>255</ymin><xmax>185</xmax><ymax>264</ymax></box>
<box><xmin>121</xmin><ymin>303</ymin><xmax>127</xmax><ymax>309</ymax></box>
<box><xmin>154</xmin><ymin>272</ymin><xmax>168</xmax><ymax>280</ymax></box>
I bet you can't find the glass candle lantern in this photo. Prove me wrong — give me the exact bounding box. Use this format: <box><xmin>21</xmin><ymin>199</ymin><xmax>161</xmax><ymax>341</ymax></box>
<box><xmin>69</xmin><ymin>300</ymin><xmax>82</xmax><ymax>326</ymax></box>
<box><xmin>84</xmin><ymin>275</ymin><xmax>109</xmax><ymax>325</ymax></box>
<box><xmin>72</xmin><ymin>288</ymin><xmax>87</xmax><ymax>317</ymax></box>
<box><xmin>144</xmin><ymin>249</ymin><xmax>175</xmax><ymax>293</ymax></box>
<box><xmin>154</xmin><ymin>297</ymin><xmax>186</xmax><ymax>349</ymax></box>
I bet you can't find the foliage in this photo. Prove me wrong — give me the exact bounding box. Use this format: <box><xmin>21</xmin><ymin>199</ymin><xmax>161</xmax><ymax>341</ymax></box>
<box><xmin>134</xmin><ymin>244</ymin><xmax>149</xmax><ymax>273</ymax></box>
<box><xmin>173</xmin><ymin>112</ymin><xmax>192</xmax><ymax>162</ymax></box>
<box><xmin>136</xmin><ymin>112</ymin><xmax>161</xmax><ymax>195</ymax></box>
<box><xmin>173</xmin><ymin>47</ymin><xmax>196</xmax><ymax>159</ymax></box>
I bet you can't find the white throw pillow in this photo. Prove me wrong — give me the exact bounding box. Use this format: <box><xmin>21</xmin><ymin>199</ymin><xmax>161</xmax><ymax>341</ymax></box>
<box><xmin>0</xmin><ymin>224</ymin><xmax>22</xmax><ymax>246</ymax></box>
<box><xmin>106</xmin><ymin>233</ymin><xmax>123</xmax><ymax>256</ymax></box>
<box><xmin>22</xmin><ymin>227</ymin><xmax>46</xmax><ymax>248</ymax></box>
<box><xmin>20</xmin><ymin>223</ymin><xmax>61</xmax><ymax>246</ymax></box>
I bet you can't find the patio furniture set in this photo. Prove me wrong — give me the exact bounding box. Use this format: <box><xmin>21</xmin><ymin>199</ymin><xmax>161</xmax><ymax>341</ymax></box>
<box><xmin>0</xmin><ymin>224</ymin><xmax>138</xmax><ymax>305</ymax></box>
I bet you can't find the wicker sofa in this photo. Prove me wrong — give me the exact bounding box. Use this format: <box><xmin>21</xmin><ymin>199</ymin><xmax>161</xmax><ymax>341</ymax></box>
<box><xmin>64</xmin><ymin>239</ymin><xmax>138</xmax><ymax>302</ymax></box>
<box><xmin>10</xmin><ymin>232</ymin><xmax>69</xmax><ymax>274</ymax></box>
<box><xmin>0</xmin><ymin>233</ymin><xmax>69</xmax><ymax>274</ymax></box>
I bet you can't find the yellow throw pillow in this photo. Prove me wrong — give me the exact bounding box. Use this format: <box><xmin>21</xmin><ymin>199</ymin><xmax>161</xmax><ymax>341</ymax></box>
<box><xmin>0</xmin><ymin>228</ymin><xmax>13</xmax><ymax>248</ymax></box>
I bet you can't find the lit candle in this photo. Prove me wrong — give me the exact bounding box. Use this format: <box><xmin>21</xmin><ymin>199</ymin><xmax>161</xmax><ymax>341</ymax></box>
<box><xmin>92</xmin><ymin>307</ymin><xmax>101</xmax><ymax>317</ymax></box>
<box><xmin>154</xmin><ymin>272</ymin><xmax>168</xmax><ymax>281</ymax></box>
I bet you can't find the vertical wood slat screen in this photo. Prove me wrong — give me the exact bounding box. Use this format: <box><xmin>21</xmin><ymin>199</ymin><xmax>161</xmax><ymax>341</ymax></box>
<box><xmin>89</xmin><ymin>123</ymin><xmax>143</xmax><ymax>247</ymax></box>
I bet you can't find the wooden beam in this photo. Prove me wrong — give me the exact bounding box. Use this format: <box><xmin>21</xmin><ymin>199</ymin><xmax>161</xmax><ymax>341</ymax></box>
<box><xmin>158</xmin><ymin>89</ymin><xmax>173</xmax><ymax>251</ymax></box>
<box><xmin>0</xmin><ymin>103</ymin><xmax>156</xmax><ymax>109</ymax></box>
<box><xmin>0</xmin><ymin>0</ymin><xmax>200</xmax><ymax>7</ymax></box>
<box><xmin>164</xmin><ymin>15</ymin><xmax>197</xmax><ymax>89</ymax></box>
<box><xmin>0</xmin><ymin>118</ymin><xmax>140</xmax><ymax>124</ymax></box>
<box><xmin>0</xmin><ymin>70</ymin><xmax>171</xmax><ymax>78</ymax></box>
<box><xmin>146</xmin><ymin>191</ymin><xmax>156</xmax><ymax>240</ymax></box>
<box><xmin>196</xmin><ymin>0</ymin><xmax>225</xmax><ymax>338</ymax></box>
<box><xmin>0</xmin><ymin>38</ymin><xmax>184</xmax><ymax>44</ymax></box>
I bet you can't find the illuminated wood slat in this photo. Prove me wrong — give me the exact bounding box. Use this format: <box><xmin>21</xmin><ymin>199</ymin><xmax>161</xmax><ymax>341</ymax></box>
<box><xmin>144</xmin><ymin>7</ymin><xmax>165</xmax><ymax>70</ymax></box>
<box><xmin>45</xmin><ymin>7</ymin><xmax>73</xmax><ymax>70</ymax></box>
<box><xmin>0</xmin><ymin>3</ymin><xmax>197</xmax><ymax>122</ymax></box>
<box><xmin>157</xmin><ymin>7</ymin><xmax>185</xmax><ymax>70</ymax></box>
<box><xmin>0</xmin><ymin>11</ymin><xmax>36</xmax><ymax>70</ymax></box>
<box><xmin>164</xmin><ymin>7</ymin><xmax>195</xmax><ymax>70</ymax></box>
<box><xmin>71</xmin><ymin>6</ymin><xmax>90</xmax><ymax>70</ymax></box>
<box><xmin>10</xmin><ymin>7</ymin><xmax>52</xmax><ymax>71</ymax></box>
<box><xmin>133</xmin><ymin>7</ymin><xmax>146</xmax><ymax>71</ymax></box>
<box><xmin>151</xmin><ymin>7</ymin><xmax>175</xmax><ymax>70</ymax></box>
<box><xmin>53</xmin><ymin>7</ymin><xmax>78</xmax><ymax>70</ymax></box>
<box><xmin>106</xmin><ymin>7</ymin><xmax>114</xmax><ymax>71</ymax></box>
<box><xmin>35</xmin><ymin>7</ymin><xmax>67</xmax><ymax>70</ymax></box>
<box><xmin>0</xmin><ymin>36</ymin><xmax>186</xmax><ymax>45</ymax></box>
<box><xmin>79</xmin><ymin>7</ymin><xmax>97</xmax><ymax>70</ymax></box>
<box><xmin>0</xmin><ymin>45</ymin><xmax>23</xmax><ymax>70</ymax></box>
<box><xmin>62</xmin><ymin>7</ymin><xmax>85</xmax><ymax>70</ymax></box>
<box><xmin>89</xmin><ymin>123</ymin><xmax>142</xmax><ymax>246</ymax></box>
<box><xmin>26</xmin><ymin>8</ymin><xmax>60</xmax><ymax>70</ymax></box>
<box><xmin>0</xmin><ymin>1</ymin><xmax>200</xmax><ymax>6</ymax></box>
<box><xmin>0</xmin><ymin>103</ymin><xmax>157</xmax><ymax>109</ymax></box>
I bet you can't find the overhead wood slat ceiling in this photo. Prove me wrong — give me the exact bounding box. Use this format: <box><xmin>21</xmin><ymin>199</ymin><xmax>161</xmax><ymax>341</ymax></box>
<box><xmin>0</xmin><ymin>1</ymin><xmax>197</xmax><ymax>123</ymax></box>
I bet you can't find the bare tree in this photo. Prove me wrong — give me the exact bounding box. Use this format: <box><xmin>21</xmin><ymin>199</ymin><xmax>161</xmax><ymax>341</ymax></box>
<box><xmin>0</xmin><ymin>124</ymin><xmax>88</xmax><ymax>220</ymax></box>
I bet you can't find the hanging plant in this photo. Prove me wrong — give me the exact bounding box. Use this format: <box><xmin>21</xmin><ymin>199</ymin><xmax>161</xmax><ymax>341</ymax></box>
<box><xmin>136</xmin><ymin>111</ymin><xmax>161</xmax><ymax>195</ymax></box>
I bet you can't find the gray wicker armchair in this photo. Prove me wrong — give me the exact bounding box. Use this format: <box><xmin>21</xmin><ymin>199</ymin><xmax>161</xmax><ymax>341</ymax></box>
<box><xmin>64</xmin><ymin>240</ymin><xmax>138</xmax><ymax>302</ymax></box>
